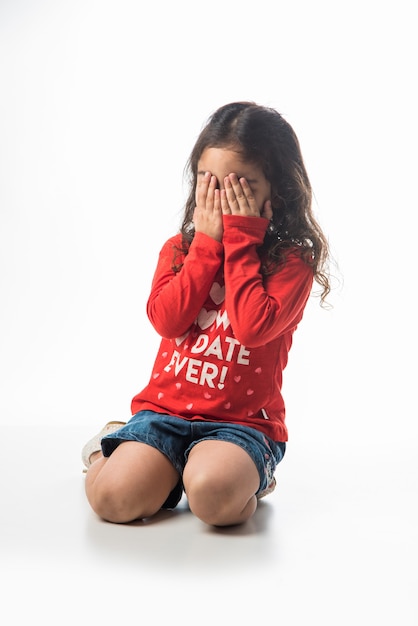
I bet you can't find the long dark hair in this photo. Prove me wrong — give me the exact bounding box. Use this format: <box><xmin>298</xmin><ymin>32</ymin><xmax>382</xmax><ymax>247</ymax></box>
<box><xmin>178</xmin><ymin>101</ymin><xmax>331</xmax><ymax>305</ymax></box>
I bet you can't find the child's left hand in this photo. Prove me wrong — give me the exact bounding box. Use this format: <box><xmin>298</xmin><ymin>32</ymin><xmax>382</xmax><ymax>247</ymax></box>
<box><xmin>221</xmin><ymin>174</ymin><xmax>273</xmax><ymax>221</ymax></box>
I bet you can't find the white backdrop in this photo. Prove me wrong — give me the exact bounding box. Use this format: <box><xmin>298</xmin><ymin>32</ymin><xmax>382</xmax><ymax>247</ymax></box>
<box><xmin>2</xmin><ymin>0</ymin><xmax>415</xmax><ymax>437</ymax></box>
<box><xmin>0</xmin><ymin>1</ymin><xmax>416</xmax><ymax>623</ymax></box>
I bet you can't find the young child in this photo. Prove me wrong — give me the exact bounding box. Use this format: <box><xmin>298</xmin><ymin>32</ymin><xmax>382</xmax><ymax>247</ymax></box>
<box><xmin>82</xmin><ymin>101</ymin><xmax>330</xmax><ymax>527</ymax></box>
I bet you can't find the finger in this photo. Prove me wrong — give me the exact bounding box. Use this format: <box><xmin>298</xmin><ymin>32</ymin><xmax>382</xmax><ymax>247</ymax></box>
<box><xmin>220</xmin><ymin>188</ymin><xmax>231</xmax><ymax>214</ymax></box>
<box><xmin>228</xmin><ymin>174</ymin><xmax>259</xmax><ymax>216</ymax></box>
<box><xmin>229</xmin><ymin>173</ymin><xmax>247</xmax><ymax>209</ymax></box>
<box><xmin>195</xmin><ymin>171</ymin><xmax>211</xmax><ymax>206</ymax></box>
<box><xmin>224</xmin><ymin>174</ymin><xmax>240</xmax><ymax>214</ymax></box>
<box><xmin>237</xmin><ymin>177</ymin><xmax>259</xmax><ymax>215</ymax></box>
<box><xmin>206</xmin><ymin>175</ymin><xmax>218</xmax><ymax>209</ymax></box>
<box><xmin>213</xmin><ymin>187</ymin><xmax>221</xmax><ymax>213</ymax></box>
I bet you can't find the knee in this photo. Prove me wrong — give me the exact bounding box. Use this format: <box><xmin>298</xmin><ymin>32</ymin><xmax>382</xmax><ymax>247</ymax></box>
<box><xmin>185</xmin><ymin>472</ymin><xmax>252</xmax><ymax>526</ymax></box>
<box><xmin>87</xmin><ymin>481</ymin><xmax>136</xmax><ymax>523</ymax></box>
<box><xmin>186</xmin><ymin>474</ymin><xmax>224</xmax><ymax>525</ymax></box>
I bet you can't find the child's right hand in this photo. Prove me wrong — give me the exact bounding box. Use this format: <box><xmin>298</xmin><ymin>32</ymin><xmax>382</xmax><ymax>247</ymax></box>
<box><xmin>193</xmin><ymin>171</ymin><xmax>223</xmax><ymax>242</ymax></box>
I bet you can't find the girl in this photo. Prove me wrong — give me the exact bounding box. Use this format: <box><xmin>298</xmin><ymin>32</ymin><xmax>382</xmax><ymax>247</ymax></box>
<box><xmin>82</xmin><ymin>101</ymin><xmax>330</xmax><ymax>527</ymax></box>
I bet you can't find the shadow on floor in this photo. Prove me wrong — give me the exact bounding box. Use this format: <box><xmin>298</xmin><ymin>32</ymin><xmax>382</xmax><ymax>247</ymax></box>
<box><xmin>84</xmin><ymin>494</ymin><xmax>282</xmax><ymax>574</ymax></box>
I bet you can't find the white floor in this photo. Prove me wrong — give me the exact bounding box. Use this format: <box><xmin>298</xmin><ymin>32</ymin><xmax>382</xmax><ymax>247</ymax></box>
<box><xmin>1</xmin><ymin>420</ymin><xmax>415</xmax><ymax>625</ymax></box>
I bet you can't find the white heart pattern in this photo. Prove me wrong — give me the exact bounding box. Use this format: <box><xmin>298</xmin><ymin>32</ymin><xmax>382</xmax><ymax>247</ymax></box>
<box><xmin>175</xmin><ymin>331</ymin><xmax>189</xmax><ymax>346</ymax></box>
<box><xmin>209</xmin><ymin>282</ymin><xmax>225</xmax><ymax>305</ymax></box>
<box><xmin>197</xmin><ymin>308</ymin><xmax>217</xmax><ymax>330</ymax></box>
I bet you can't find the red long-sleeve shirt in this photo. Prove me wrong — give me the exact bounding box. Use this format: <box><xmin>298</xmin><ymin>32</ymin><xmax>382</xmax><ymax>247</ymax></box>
<box><xmin>131</xmin><ymin>215</ymin><xmax>313</xmax><ymax>442</ymax></box>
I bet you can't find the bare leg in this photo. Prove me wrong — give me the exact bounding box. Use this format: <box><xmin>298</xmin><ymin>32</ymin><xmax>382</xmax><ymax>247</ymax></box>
<box><xmin>183</xmin><ymin>440</ymin><xmax>260</xmax><ymax>526</ymax></box>
<box><xmin>85</xmin><ymin>441</ymin><xmax>180</xmax><ymax>524</ymax></box>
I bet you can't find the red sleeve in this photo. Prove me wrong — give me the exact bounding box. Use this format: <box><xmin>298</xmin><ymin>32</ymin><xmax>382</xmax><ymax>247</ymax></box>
<box><xmin>222</xmin><ymin>214</ymin><xmax>314</xmax><ymax>347</ymax></box>
<box><xmin>146</xmin><ymin>232</ymin><xmax>224</xmax><ymax>338</ymax></box>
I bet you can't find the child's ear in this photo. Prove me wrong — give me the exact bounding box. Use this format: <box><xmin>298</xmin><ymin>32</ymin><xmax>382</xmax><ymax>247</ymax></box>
<box><xmin>261</xmin><ymin>199</ymin><xmax>273</xmax><ymax>221</ymax></box>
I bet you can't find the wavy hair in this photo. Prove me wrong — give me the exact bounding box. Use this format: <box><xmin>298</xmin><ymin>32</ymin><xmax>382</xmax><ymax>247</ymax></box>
<box><xmin>177</xmin><ymin>101</ymin><xmax>331</xmax><ymax>305</ymax></box>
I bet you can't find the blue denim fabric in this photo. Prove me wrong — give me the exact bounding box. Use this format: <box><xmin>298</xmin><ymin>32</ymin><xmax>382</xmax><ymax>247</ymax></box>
<box><xmin>102</xmin><ymin>410</ymin><xmax>286</xmax><ymax>508</ymax></box>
